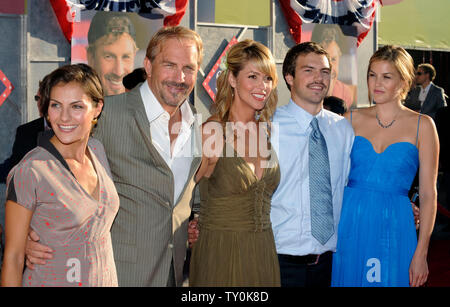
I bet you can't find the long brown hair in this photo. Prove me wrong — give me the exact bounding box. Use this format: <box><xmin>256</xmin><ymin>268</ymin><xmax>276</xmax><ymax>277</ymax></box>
<box><xmin>212</xmin><ymin>39</ymin><xmax>278</xmax><ymax>128</ymax></box>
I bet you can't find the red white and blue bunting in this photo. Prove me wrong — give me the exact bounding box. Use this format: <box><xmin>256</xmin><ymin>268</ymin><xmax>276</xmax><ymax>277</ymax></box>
<box><xmin>278</xmin><ymin>0</ymin><xmax>381</xmax><ymax>46</ymax></box>
<box><xmin>50</xmin><ymin>0</ymin><xmax>188</xmax><ymax>43</ymax></box>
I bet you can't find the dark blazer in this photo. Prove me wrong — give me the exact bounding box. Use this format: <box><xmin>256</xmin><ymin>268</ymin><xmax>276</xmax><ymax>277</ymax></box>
<box><xmin>94</xmin><ymin>86</ymin><xmax>202</xmax><ymax>286</ymax></box>
<box><xmin>0</xmin><ymin>117</ymin><xmax>45</xmax><ymax>182</ymax></box>
<box><xmin>436</xmin><ymin>106</ymin><xmax>450</xmax><ymax>172</ymax></box>
<box><xmin>404</xmin><ymin>83</ymin><xmax>447</xmax><ymax>120</ymax></box>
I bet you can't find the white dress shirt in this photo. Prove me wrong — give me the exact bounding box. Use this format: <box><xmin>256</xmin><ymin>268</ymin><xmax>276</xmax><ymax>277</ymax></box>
<box><xmin>271</xmin><ymin>99</ymin><xmax>354</xmax><ymax>256</ymax></box>
<box><xmin>140</xmin><ymin>81</ymin><xmax>195</xmax><ymax>204</ymax></box>
<box><xmin>419</xmin><ymin>82</ymin><xmax>432</xmax><ymax>106</ymax></box>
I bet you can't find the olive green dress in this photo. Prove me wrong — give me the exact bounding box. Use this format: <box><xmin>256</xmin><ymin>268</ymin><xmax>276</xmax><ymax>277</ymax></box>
<box><xmin>189</xmin><ymin>142</ymin><xmax>281</xmax><ymax>287</ymax></box>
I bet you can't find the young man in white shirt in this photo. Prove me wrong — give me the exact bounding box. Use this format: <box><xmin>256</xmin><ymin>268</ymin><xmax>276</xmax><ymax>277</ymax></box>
<box><xmin>271</xmin><ymin>42</ymin><xmax>354</xmax><ymax>287</ymax></box>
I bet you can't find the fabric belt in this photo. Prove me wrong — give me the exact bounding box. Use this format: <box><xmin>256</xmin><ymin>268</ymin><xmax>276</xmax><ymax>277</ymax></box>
<box><xmin>278</xmin><ymin>251</ymin><xmax>332</xmax><ymax>265</ymax></box>
<box><xmin>347</xmin><ymin>180</ymin><xmax>409</xmax><ymax>196</ymax></box>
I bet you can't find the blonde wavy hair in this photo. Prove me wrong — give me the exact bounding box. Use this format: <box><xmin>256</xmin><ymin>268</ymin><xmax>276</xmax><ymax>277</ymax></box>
<box><xmin>211</xmin><ymin>39</ymin><xmax>278</xmax><ymax>129</ymax></box>
<box><xmin>367</xmin><ymin>45</ymin><xmax>415</xmax><ymax>102</ymax></box>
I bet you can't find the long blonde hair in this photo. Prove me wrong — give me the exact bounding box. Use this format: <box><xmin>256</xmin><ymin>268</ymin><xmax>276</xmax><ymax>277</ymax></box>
<box><xmin>212</xmin><ymin>39</ymin><xmax>278</xmax><ymax>128</ymax></box>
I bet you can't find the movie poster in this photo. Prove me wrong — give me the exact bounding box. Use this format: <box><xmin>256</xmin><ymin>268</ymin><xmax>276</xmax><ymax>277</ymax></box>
<box><xmin>302</xmin><ymin>24</ymin><xmax>358</xmax><ymax>109</ymax></box>
<box><xmin>71</xmin><ymin>10</ymin><xmax>163</xmax><ymax>96</ymax></box>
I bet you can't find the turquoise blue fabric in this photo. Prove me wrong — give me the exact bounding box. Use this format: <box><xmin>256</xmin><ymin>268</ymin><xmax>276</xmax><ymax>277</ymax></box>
<box><xmin>331</xmin><ymin>136</ymin><xmax>419</xmax><ymax>287</ymax></box>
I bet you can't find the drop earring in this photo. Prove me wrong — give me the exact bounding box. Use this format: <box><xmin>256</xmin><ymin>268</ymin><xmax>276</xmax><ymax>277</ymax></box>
<box><xmin>255</xmin><ymin>110</ymin><xmax>261</xmax><ymax>120</ymax></box>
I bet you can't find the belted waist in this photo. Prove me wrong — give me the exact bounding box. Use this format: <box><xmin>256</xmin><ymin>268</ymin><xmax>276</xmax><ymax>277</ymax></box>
<box><xmin>278</xmin><ymin>251</ymin><xmax>332</xmax><ymax>265</ymax></box>
<box><xmin>198</xmin><ymin>191</ymin><xmax>273</xmax><ymax>232</ymax></box>
<box><xmin>347</xmin><ymin>180</ymin><xmax>409</xmax><ymax>196</ymax></box>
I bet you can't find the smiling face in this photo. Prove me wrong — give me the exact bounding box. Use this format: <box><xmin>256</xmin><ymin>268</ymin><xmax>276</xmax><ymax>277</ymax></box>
<box><xmin>47</xmin><ymin>81</ymin><xmax>103</xmax><ymax>147</ymax></box>
<box><xmin>88</xmin><ymin>33</ymin><xmax>136</xmax><ymax>96</ymax></box>
<box><xmin>228</xmin><ymin>60</ymin><xmax>273</xmax><ymax>114</ymax></box>
<box><xmin>368</xmin><ymin>60</ymin><xmax>405</xmax><ymax>105</ymax></box>
<box><xmin>144</xmin><ymin>37</ymin><xmax>199</xmax><ymax>113</ymax></box>
<box><xmin>285</xmin><ymin>52</ymin><xmax>331</xmax><ymax>112</ymax></box>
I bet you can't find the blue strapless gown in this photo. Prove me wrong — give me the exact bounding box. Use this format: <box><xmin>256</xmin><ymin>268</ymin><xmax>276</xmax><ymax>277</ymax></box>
<box><xmin>331</xmin><ymin>136</ymin><xmax>418</xmax><ymax>287</ymax></box>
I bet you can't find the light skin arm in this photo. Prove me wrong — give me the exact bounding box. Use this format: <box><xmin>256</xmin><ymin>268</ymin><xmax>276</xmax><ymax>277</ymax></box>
<box><xmin>189</xmin><ymin>120</ymin><xmax>223</xmax><ymax>247</ymax></box>
<box><xmin>409</xmin><ymin>115</ymin><xmax>439</xmax><ymax>287</ymax></box>
<box><xmin>194</xmin><ymin>120</ymin><xmax>222</xmax><ymax>182</ymax></box>
<box><xmin>1</xmin><ymin>201</ymin><xmax>33</xmax><ymax>286</ymax></box>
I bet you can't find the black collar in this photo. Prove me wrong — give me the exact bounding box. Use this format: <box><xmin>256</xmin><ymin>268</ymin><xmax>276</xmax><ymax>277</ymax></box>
<box><xmin>37</xmin><ymin>130</ymin><xmax>75</xmax><ymax>177</ymax></box>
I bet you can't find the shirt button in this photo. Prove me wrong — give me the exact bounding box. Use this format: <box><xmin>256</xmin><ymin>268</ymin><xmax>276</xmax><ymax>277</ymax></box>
<box><xmin>168</xmin><ymin>243</ymin><xmax>174</xmax><ymax>249</ymax></box>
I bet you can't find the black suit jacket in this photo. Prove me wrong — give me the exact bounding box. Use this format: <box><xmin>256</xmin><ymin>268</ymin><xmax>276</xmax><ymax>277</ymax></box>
<box><xmin>0</xmin><ymin>117</ymin><xmax>45</xmax><ymax>183</ymax></box>
<box><xmin>436</xmin><ymin>106</ymin><xmax>450</xmax><ymax>173</ymax></box>
<box><xmin>404</xmin><ymin>83</ymin><xmax>447</xmax><ymax>120</ymax></box>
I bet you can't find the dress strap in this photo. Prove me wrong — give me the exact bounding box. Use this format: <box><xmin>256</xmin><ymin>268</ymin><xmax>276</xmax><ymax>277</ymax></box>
<box><xmin>415</xmin><ymin>114</ymin><xmax>421</xmax><ymax>147</ymax></box>
<box><xmin>350</xmin><ymin>109</ymin><xmax>353</xmax><ymax>123</ymax></box>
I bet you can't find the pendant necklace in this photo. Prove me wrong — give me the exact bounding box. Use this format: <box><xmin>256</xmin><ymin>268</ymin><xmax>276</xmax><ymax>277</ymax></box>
<box><xmin>375</xmin><ymin>108</ymin><xmax>401</xmax><ymax>129</ymax></box>
<box><xmin>376</xmin><ymin>113</ymin><xmax>395</xmax><ymax>128</ymax></box>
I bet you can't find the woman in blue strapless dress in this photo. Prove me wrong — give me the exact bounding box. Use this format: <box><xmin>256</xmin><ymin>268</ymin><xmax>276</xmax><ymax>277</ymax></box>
<box><xmin>332</xmin><ymin>46</ymin><xmax>439</xmax><ymax>287</ymax></box>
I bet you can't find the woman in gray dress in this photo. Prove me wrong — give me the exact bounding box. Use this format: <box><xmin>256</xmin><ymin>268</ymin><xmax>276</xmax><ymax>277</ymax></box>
<box><xmin>1</xmin><ymin>64</ymin><xmax>120</xmax><ymax>287</ymax></box>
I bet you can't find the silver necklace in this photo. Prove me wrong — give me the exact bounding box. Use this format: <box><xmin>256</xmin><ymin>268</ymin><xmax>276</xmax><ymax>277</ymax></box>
<box><xmin>376</xmin><ymin>113</ymin><xmax>396</xmax><ymax>128</ymax></box>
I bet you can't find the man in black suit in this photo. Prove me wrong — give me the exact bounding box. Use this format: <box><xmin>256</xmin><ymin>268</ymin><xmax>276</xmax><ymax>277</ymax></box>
<box><xmin>0</xmin><ymin>91</ymin><xmax>48</xmax><ymax>183</ymax></box>
<box><xmin>404</xmin><ymin>63</ymin><xmax>447</xmax><ymax>120</ymax></box>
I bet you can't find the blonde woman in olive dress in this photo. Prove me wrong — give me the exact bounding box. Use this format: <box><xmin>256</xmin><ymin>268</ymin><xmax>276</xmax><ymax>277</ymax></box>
<box><xmin>189</xmin><ymin>40</ymin><xmax>281</xmax><ymax>286</ymax></box>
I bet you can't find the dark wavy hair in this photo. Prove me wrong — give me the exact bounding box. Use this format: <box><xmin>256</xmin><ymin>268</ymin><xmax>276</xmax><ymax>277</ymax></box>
<box><xmin>39</xmin><ymin>63</ymin><xmax>104</xmax><ymax>120</ymax></box>
<box><xmin>282</xmin><ymin>41</ymin><xmax>332</xmax><ymax>91</ymax></box>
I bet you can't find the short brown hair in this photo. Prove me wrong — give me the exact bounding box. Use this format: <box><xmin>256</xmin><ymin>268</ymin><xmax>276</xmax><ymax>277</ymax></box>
<box><xmin>40</xmin><ymin>64</ymin><xmax>104</xmax><ymax>119</ymax></box>
<box><xmin>418</xmin><ymin>63</ymin><xmax>436</xmax><ymax>81</ymax></box>
<box><xmin>282</xmin><ymin>41</ymin><xmax>331</xmax><ymax>91</ymax></box>
<box><xmin>145</xmin><ymin>26</ymin><xmax>203</xmax><ymax>66</ymax></box>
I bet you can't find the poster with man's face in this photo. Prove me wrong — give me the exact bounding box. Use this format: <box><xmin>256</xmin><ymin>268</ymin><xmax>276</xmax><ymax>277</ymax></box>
<box><xmin>71</xmin><ymin>10</ymin><xmax>163</xmax><ymax>96</ymax></box>
<box><xmin>302</xmin><ymin>24</ymin><xmax>358</xmax><ymax>109</ymax></box>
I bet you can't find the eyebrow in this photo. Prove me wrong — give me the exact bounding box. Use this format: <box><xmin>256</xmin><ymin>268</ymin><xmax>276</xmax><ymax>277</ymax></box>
<box><xmin>163</xmin><ymin>59</ymin><xmax>196</xmax><ymax>70</ymax></box>
<box><xmin>50</xmin><ymin>99</ymin><xmax>84</xmax><ymax>104</ymax></box>
<box><xmin>369</xmin><ymin>69</ymin><xmax>393</xmax><ymax>75</ymax></box>
<box><xmin>162</xmin><ymin>60</ymin><xmax>183</xmax><ymax>67</ymax></box>
<box><xmin>102</xmin><ymin>51</ymin><xmax>117</xmax><ymax>57</ymax></box>
<box><xmin>300</xmin><ymin>65</ymin><xmax>331</xmax><ymax>71</ymax></box>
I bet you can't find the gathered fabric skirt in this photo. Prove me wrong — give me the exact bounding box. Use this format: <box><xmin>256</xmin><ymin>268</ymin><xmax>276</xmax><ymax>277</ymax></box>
<box><xmin>189</xmin><ymin>227</ymin><xmax>281</xmax><ymax>287</ymax></box>
<box><xmin>331</xmin><ymin>185</ymin><xmax>418</xmax><ymax>287</ymax></box>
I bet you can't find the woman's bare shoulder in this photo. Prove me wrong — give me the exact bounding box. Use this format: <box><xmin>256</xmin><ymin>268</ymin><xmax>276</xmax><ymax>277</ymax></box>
<box><xmin>343</xmin><ymin>106</ymin><xmax>374</xmax><ymax>122</ymax></box>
